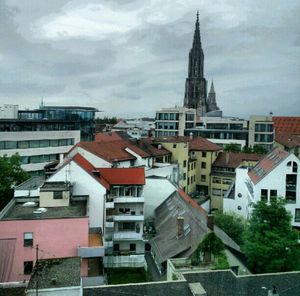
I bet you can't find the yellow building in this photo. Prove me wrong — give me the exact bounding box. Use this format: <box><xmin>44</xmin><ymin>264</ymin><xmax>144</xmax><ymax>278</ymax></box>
<box><xmin>210</xmin><ymin>152</ymin><xmax>262</xmax><ymax>211</ymax></box>
<box><xmin>155</xmin><ymin>136</ymin><xmax>221</xmax><ymax>195</ymax></box>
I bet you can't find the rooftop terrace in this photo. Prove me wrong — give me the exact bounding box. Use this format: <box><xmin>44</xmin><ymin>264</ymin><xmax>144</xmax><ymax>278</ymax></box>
<box><xmin>1</xmin><ymin>200</ymin><xmax>87</xmax><ymax>220</ymax></box>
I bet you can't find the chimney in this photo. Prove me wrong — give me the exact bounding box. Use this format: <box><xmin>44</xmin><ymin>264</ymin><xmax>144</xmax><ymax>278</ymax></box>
<box><xmin>177</xmin><ymin>216</ymin><xmax>184</xmax><ymax>237</ymax></box>
<box><xmin>207</xmin><ymin>214</ymin><xmax>214</xmax><ymax>230</ymax></box>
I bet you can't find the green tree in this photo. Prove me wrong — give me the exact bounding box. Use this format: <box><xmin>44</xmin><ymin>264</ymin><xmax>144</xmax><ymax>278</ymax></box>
<box><xmin>243</xmin><ymin>198</ymin><xmax>300</xmax><ymax>273</ymax></box>
<box><xmin>95</xmin><ymin>117</ymin><xmax>117</xmax><ymax>124</ymax></box>
<box><xmin>0</xmin><ymin>154</ymin><xmax>29</xmax><ymax>210</ymax></box>
<box><xmin>224</xmin><ymin>143</ymin><xmax>241</xmax><ymax>152</ymax></box>
<box><xmin>252</xmin><ymin>144</ymin><xmax>267</xmax><ymax>155</ymax></box>
<box><xmin>214</xmin><ymin>212</ymin><xmax>246</xmax><ymax>246</ymax></box>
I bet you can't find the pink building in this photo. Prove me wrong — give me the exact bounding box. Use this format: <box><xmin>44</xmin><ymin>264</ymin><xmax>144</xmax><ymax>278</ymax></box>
<box><xmin>0</xmin><ymin>180</ymin><xmax>103</xmax><ymax>284</ymax></box>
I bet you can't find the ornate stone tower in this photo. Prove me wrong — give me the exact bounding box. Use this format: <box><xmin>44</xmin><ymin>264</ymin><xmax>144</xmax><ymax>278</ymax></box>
<box><xmin>206</xmin><ymin>80</ymin><xmax>219</xmax><ymax>112</ymax></box>
<box><xmin>183</xmin><ymin>12</ymin><xmax>207</xmax><ymax>116</ymax></box>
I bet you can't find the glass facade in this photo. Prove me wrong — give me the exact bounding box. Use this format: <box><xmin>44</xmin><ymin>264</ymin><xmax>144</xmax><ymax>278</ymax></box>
<box><xmin>21</xmin><ymin>153</ymin><xmax>59</xmax><ymax>165</ymax></box>
<box><xmin>0</xmin><ymin>138</ymin><xmax>74</xmax><ymax>150</ymax></box>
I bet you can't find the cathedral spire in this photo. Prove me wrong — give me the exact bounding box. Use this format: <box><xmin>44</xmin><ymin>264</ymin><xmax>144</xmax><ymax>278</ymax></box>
<box><xmin>193</xmin><ymin>11</ymin><xmax>201</xmax><ymax>48</ymax></box>
<box><xmin>209</xmin><ymin>80</ymin><xmax>215</xmax><ymax>93</ymax></box>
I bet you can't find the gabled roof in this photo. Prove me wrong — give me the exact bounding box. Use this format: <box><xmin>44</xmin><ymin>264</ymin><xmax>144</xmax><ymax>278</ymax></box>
<box><xmin>75</xmin><ymin>140</ymin><xmax>150</xmax><ymax>163</ymax></box>
<box><xmin>155</xmin><ymin>136</ymin><xmax>222</xmax><ymax>151</ymax></box>
<box><xmin>136</xmin><ymin>138</ymin><xmax>171</xmax><ymax>157</ymax></box>
<box><xmin>248</xmin><ymin>148</ymin><xmax>289</xmax><ymax>184</ymax></box>
<box><xmin>275</xmin><ymin>132</ymin><xmax>300</xmax><ymax>149</ymax></box>
<box><xmin>212</xmin><ymin>152</ymin><xmax>263</xmax><ymax>169</ymax></box>
<box><xmin>95</xmin><ymin>132</ymin><xmax>125</xmax><ymax>142</ymax></box>
<box><xmin>97</xmin><ymin>168</ymin><xmax>145</xmax><ymax>185</ymax></box>
<box><xmin>273</xmin><ymin>116</ymin><xmax>300</xmax><ymax>133</ymax></box>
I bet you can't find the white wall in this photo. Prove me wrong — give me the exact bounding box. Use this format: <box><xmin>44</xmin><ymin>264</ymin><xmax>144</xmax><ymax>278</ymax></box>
<box><xmin>26</xmin><ymin>286</ymin><xmax>81</xmax><ymax>296</ymax></box>
<box><xmin>48</xmin><ymin>161</ymin><xmax>106</xmax><ymax>229</ymax></box>
<box><xmin>143</xmin><ymin>178</ymin><xmax>176</xmax><ymax>218</ymax></box>
<box><xmin>125</xmin><ymin>147</ymin><xmax>153</xmax><ymax>167</ymax></box>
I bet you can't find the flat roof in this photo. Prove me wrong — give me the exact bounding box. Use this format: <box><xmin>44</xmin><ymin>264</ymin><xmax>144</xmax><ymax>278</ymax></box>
<box><xmin>1</xmin><ymin>201</ymin><xmax>87</xmax><ymax>220</ymax></box>
<box><xmin>40</xmin><ymin>181</ymin><xmax>71</xmax><ymax>191</ymax></box>
<box><xmin>15</xmin><ymin>176</ymin><xmax>45</xmax><ymax>191</ymax></box>
<box><xmin>27</xmin><ymin>257</ymin><xmax>81</xmax><ymax>290</ymax></box>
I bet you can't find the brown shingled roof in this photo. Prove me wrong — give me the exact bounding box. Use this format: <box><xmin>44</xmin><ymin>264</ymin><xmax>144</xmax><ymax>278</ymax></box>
<box><xmin>248</xmin><ymin>148</ymin><xmax>289</xmax><ymax>184</ymax></box>
<box><xmin>76</xmin><ymin>140</ymin><xmax>150</xmax><ymax>163</ymax></box>
<box><xmin>275</xmin><ymin>132</ymin><xmax>300</xmax><ymax>149</ymax></box>
<box><xmin>212</xmin><ymin>152</ymin><xmax>263</xmax><ymax>169</ymax></box>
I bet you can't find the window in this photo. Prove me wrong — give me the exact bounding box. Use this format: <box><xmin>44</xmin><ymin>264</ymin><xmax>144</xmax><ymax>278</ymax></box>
<box><xmin>120</xmin><ymin>222</ymin><xmax>135</xmax><ymax>231</ymax></box>
<box><xmin>187</xmin><ymin>177</ymin><xmax>190</xmax><ymax>185</ymax></box>
<box><xmin>261</xmin><ymin>189</ymin><xmax>268</xmax><ymax>202</ymax></box>
<box><xmin>270</xmin><ymin>190</ymin><xmax>277</xmax><ymax>202</ymax></box>
<box><xmin>53</xmin><ymin>191</ymin><xmax>63</xmax><ymax>199</ymax></box>
<box><xmin>201</xmin><ymin>162</ymin><xmax>206</xmax><ymax>169</ymax></box>
<box><xmin>295</xmin><ymin>209</ymin><xmax>300</xmax><ymax>222</ymax></box>
<box><xmin>24</xmin><ymin>261</ymin><xmax>33</xmax><ymax>275</ymax></box>
<box><xmin>212</xmin><ymin>177</ymin><xmax>221</xmax><ymax>184</ymax></box>
<box><xmin>223</xmin><ymin>179</ymin><xmax>232</xmax><ymax>185</ymax></box>
<box><xmin>201</xmin><ymin>175</ymin><xmax>206</xmax><ymax>182</ymax></box>
<box><xmin>238</xmin><ymin>193</ymin><xmax>242</xmax><ymax>198</ymax></box>
<box><xmin>130</xmin><ymin>243</ymin><xmax>136</xmax><ymax>252</ymax></box>
<box><xmin>113</xmin><ymin>244</ymin><xmax>120</xmax><ymax>252</ymax></box>
<box><xmin>173</xmin><ymin>144</ymin><xmax>177</xmax><ymax>148</ymax></box>
<box><xmin>183</xmin><ymin>173</ymin><xmax>186</xmax><ymax>180</ymax></box>
<box><xmin>202</xmin><ymin>152</ymin><xmax>207</xmax><ymax>158</ymax></box>
<box><xmin>183</xmin><ymin>160</ymin><xmax>187</xmax><ymax>168</ymax></box>
<box><xmin>24</xmin><ymin>232</ymin><xmax>33</xmax><ymax>247</ymax></box>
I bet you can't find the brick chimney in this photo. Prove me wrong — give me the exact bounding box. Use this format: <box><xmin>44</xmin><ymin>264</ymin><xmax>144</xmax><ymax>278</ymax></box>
<box><xmin>207</xmin><ymin>214</ymin><xmax>214</xmax><ymax>230</ymax></box>
<box><xmin>177</xmin><ymin>216</ymin><xmax>184</xmax><ymax>237</ymax></box>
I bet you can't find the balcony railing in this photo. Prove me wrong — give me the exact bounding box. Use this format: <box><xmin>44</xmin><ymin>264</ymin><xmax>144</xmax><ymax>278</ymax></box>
<box><xmin>114</xmin><ymin>214</ymin><xmax>144</xmax><ymax>221</ymax></box>
<box><xmin>82</xmin><ymin>276</ymin><xmax>105</xmax><ymax>287</ymax></box>
<box><xmin>113</xmin><ymin>231</ymin><xmax>143</xmax><ymax>240</ymax></box>
<box><xmin>104</xmin><ymin>254</ymin><xmax>145</xmax><ymax>268</ymax></box>
<box><xmin>114</xmin><ymin>197</ymin><xmax>144</xmax><ymax>203</ymax></box>
<box><xmin>77</xmin><ymin>233</ymin><xmax>105</xmax><ymax>258</ymax></box>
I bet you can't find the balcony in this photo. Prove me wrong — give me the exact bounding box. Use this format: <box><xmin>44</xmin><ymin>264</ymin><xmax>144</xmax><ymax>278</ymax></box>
<box><xmin>113</xmin><ymin>231</ymin><xmax>143</xmax><ymax>240</ymax></box>
<box><xmin>114</xmin><ymin>197</ymin><xmax>144</xmax><ymax>203</ymax></box>
<box><xmin>104</xmin><ymin>254</ymin><xmax>145</xmax><ymax>268</ymax></box>
<box><xmin>105</xmin><ymin>221</ymin><xmax>114</xmax><ymax>228</ymax></box>
<box><xmin>77</xmin><ymin>233</ymin><xmax>105</xmax><ymax>258</ymax></box>
<box><xmin>114</xmin><ymin>214</ymin><xmax>144</xmax><ymax>222</ymax></box>
<box><xmin>82</xmin><ymin>276</ymin><xmax>105</xmax><ymax>286</ymax></box>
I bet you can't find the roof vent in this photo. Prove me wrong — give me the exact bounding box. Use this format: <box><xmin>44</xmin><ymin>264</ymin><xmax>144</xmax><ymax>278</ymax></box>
<box><xmin>22</xmin><ymin>202</ymin><xmax>36</xmax><ymax>207</ymax></box>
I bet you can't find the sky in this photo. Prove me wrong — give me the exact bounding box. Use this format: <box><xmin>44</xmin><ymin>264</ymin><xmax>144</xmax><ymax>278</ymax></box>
<box><xmin>0</xmin><ymin>0</ymin><xmax>299</xmax><ymax>119</ymax></box>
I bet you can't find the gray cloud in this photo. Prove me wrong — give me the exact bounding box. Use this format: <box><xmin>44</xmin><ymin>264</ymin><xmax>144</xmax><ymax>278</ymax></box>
<box><xmin>0</xmin><ymin>0</ymin><xmax>299</xmax><ymax>118</ymax></box>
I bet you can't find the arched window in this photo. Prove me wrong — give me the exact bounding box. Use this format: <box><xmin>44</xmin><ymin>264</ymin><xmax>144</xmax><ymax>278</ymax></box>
<box><xmin>293</xmin><ymin>162</ymin><xmax>298</xmax><ymax>173</ymax></box>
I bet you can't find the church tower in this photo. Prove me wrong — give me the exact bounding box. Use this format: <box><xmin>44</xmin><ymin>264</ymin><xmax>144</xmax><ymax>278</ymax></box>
<box><xmin>206</xmin><ymin>80</ymin><xmax>219</xmax><ymax>112</ymax></box>
<box><xmin>183</xmin><ymin>12</ymin><xmax>207</xmax><ymax>116</ymax></box>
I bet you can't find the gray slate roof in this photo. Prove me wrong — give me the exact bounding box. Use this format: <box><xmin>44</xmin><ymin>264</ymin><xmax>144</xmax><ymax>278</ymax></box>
<box><xmin>83</xmin><ymin>281</ymin><xmax>193</xmax><ymax>296</ymax></box>
<box><xmin>183</xmin><ymin>270</ymin><xmax>300</xmax><ymax>296</ymax></box>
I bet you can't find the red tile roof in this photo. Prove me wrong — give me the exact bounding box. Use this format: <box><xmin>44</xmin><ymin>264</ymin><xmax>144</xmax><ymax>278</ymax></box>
<box><xmin>212</xmin><ymin>152</ymin><xmax>263</xmax><ymax>169</ymax></box>
<box><xmin>273</xmin><ymin>117</ymin><xmax>300</xmax><ymax>133</ymax></box>
<box><xmin>98</xmin><ymin>168</ymin><xmax>145</xmax><ymax>185</ymax></box>
<box><xmin>155</xmin><ymin>136</ymin><xmax>222</xmax><ymax>151</ymax></box>
<box><xmin>137</xmin><ymin>138</ymin><xmax>171</xmax><ymax>157</ymax></box>
<box><xmin>76</xmin><ymin>140</ymin><xmax>150</xmax><ymax>163</ymax></box>
<box><xmin>248</xmin><ymin>148</ymin><xmax>289</xmax><ymax>184</ymax></box>
<box><xmin>275</xmin><ymin>133</ymin><xmax>300</xmax><ymax>149</ymax></box>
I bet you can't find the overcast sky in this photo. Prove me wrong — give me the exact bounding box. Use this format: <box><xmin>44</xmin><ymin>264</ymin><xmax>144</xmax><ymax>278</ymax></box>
<box><xmin>0</xmin><ymin>0</ymin><xmax>299</xmax><ymax>118</ymax></box>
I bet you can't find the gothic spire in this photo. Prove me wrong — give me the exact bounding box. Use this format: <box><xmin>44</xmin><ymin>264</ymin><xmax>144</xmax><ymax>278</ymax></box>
<box><xmin>192</xmin><ymin>10</ymin><xmax>201</xmax><ymax>48</ymax></box>
<box><xmin>209</xmin><ymin>80</ymin><xmax>215</xmax><ymax>93</ymax></box>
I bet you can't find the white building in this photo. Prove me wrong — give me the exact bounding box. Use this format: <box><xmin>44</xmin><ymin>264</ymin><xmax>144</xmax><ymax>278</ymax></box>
<box><xmin>0</xmin><ymin>130</ymin><xmax>80</xmax><ymax>174</ymax></box>
<box><xmin>0</xmin><ymin>104</ymin><xmax>18</xmax><ymax>119</ymax></box>
<box><xmin>224</xmin><ymin>148</ymin><xmax>300</xmax><ymax>227</ymax></box>
<box><xmin>155</xmin><ymin>107</ymin><xmax>196</xmax><ymax>137</ymax></box>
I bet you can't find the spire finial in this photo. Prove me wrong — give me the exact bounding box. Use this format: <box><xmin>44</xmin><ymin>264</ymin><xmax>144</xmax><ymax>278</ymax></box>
<box><xmin>210</xmin><ymin>80</ymin><xmax>215</xmax><ymax>93</ymax></box>
<box><xmin>196</xmin><ymin>10</ymin><xmax>199</xmax><ymax>22</ymax></box>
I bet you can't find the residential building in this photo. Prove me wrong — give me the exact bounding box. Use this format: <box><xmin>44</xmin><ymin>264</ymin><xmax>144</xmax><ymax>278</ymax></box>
<box><xmin>224</xmin><ymin>148</ymin><xmax>300</xmax><ymax>227</ymax></box>
<box><xmin>0</xmin><ymin>104</ymin><xmax>98</xmax><ymax>141</ymax></box>
<box><xmin>155</xmin><ymin>107</ymin><xmax>196</xmax><ymax>137</ymax></box>
<box><xmin>0</xmin><ymin>181</ymin><xmax>90</xmax><ymax>283</ymax></box>
<box><xmin>248</xmin><ymin>115</ymin><xmax>274</xmax><ymax>151</ymax></box>
<box><xmin>183</xmin><ymin>13</ymin><xmax>219</xmax><ymax>115</ymax></box>
<box><xmin>186</xmin><ymin>115</ymin><xmax>248</xmax><ymax>149</ymax></box>
<box><xmin>0</xmin><ymin>130</ymin><xmax>80</xmax><ymax>174</ymax></box>
<box><xmin>100</xmin><ymin>168</ymin><xmax>146</xmax><ymax>268</ymax></box>
<box><xmin>210</xmin><ymin>152</ymin><xmax>262</xmax><ymax>211</ymax></box>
